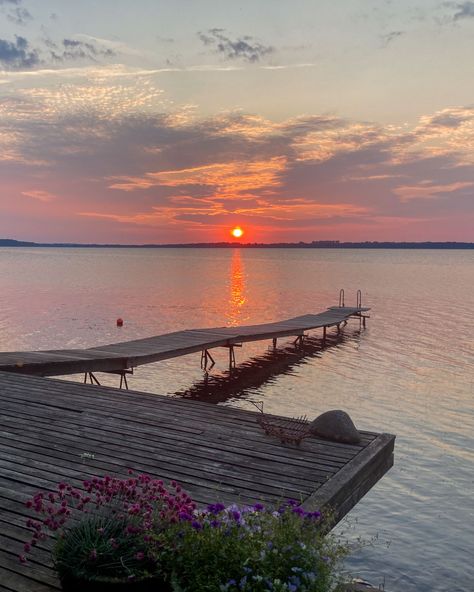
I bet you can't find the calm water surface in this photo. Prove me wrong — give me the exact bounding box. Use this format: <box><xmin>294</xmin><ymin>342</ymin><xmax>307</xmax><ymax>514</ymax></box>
<box><xmin>0</xmin><ymin>247</ymin><xmax>473</xmax><ymax>591</ymax></box>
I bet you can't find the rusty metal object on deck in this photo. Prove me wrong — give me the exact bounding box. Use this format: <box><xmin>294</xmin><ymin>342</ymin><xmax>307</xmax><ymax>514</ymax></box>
<box><xmin>251</xmin><ymin>401</ymin><xmax>311</xmax><ymax>445</ymax></box>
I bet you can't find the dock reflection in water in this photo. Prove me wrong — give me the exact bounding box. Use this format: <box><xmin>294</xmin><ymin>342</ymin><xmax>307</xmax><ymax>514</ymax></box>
<box><xmin>175</xmin><ymin>328</ymin><xmax>361</xmax><ymax>405</ymax></box>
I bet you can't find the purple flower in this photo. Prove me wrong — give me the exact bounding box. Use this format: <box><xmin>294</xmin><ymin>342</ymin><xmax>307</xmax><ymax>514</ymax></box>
<box><xmin>207</xmin><ymin>502</ymin><xmax>226</xmax><ymax>514</ymax></box>
<box><xmin>191</xmin><ymin>520</ymin><xmax>202</xmax><ymax>530</ymax></box>
<box><xmin>291</xmin><ymin>506</ymin><xmax>305</xmax><ymax>516</ymax></box>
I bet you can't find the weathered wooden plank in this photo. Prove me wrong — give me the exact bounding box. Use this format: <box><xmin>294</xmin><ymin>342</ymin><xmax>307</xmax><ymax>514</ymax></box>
<box><xmin>0</xmin><ymin>306</ymin><xmax>369</xmax><ymax>376</ymax></box>
<box><xmin>0</xmin><ymin>532</ymin><xmax>52</xmax><ymax>568</ymax></box>
<box><xmin>0</xmin><ymin>418</ymin><xmax>335</xmax><ymax>492</ymax></box>
<box><xmin>0</xmin><ymin>438</ymin><xmax>327</xmax><ymax>495</ymax></box>
<box><xmin>0</xmin><ymin>383</ymin><xmax>364</xmax><ymax>460</ymax></box>
<box><xmin>0</xmin><ymin>550</ymin><xmax>60</xmax><ymax>591</ymax></box>
<box><xmin>0</xmin><ymin>368</ymin><xmax>394</xmax><ymax>592</ymax></box>
<box><xmin>0</xmin><ymin>374</ymin><xmax>372</xmax><ymax>455</ymax></box>
<box><xmin>0</xmin><ymin>413</ymin><xmax>324</xmax><ymax>494</ymax></box>
<box><xmin>302</xmin><ymin>433</ymin><xmax>395</xmax><ymax>525</ymax></box>
<box><xmin>0</xmin><ymin>408</ymin><xmax>351</xmax><ymax>473</ymax></box>
<box><xmin>0</xmin><ymin>445</ymin><xmax>315</xmax><ymax>501</ymax></box>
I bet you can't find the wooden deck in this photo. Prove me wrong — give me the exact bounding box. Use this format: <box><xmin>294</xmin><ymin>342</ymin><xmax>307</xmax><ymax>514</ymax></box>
<box><xmin>0</xmin><ymin>371</ymin><xmax>393</xmax><ymax>592</ymax></box>
<box><xmin>0</xmin><ymin>306</ymin><xmax>369</xmax><ymax>377</ymax></box>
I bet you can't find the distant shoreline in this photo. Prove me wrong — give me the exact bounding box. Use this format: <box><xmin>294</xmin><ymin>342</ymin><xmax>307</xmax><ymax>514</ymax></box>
<box><xmin>1</xmin><ymin>238</ymin><xmax>473</xmax><ymax>249</ymax></box>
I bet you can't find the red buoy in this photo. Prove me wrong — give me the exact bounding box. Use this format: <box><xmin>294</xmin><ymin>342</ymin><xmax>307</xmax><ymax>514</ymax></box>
<box><xmin>116</xmin><ymin>318</ymin><xmax>123</xmax><ymax>327</ymax></box>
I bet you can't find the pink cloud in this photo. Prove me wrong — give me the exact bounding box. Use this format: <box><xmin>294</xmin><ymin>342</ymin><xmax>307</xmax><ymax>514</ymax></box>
<box><xmin>21</xmin><ymin>189</ymin><xmax>57</xmax><ymax>202</ymax></box>
<box><xmin>393</xmin><ymin>181</ymin><xmax>474</xmax><ymax>202</ymax></box>
<box><xmin>1</xmin><ymin>94</ymin><xmax>473</xmax><ymax>242</ymax></box>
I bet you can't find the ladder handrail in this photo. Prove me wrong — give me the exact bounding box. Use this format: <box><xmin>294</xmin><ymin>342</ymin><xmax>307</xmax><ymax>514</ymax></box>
<box><xmin>339</xmin><ymin>289</ymin><xmax>345</xmax><ymax>307</ymax></box>
<box><xmin>356</xmin><ymin>289</ymin><xmax>362</xmax><ymax>308</ymax></box>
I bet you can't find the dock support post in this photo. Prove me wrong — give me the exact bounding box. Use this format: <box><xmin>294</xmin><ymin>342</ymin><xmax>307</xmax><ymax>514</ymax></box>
<box><xmin>272</xmin><ymin>338</ymin><xmax>277</xmax><ymax>350</ymax></box>
<box><xmin>293</xmin><ymin>334</ymin><xmax>305</xmax><ymax>348</ymax></box>
<box><xmin>84</xmin><ymin>372</ymin><xmax>101</xmax><ymax>386</ymax></box>
<box><xmin>228</xmin><ymin>345</ymin><xmax>236</xmax><ymax>370</ymax></box>
<box><xmin>220</xmin><ymin>343</ymin><xmax>241</xmax><ymax>371</ymax></box>
<box><xmin>201</xmin><ymin>349</ymin><xmax>215</xmax><ymax>370</ymax></box>
<box><xmin>102</xmin><ymin>368</ymin><xmax>133</xmax><ymax>389</ymax></box>
<box><xmin>322</xmin><ymin>326</ymin><xmax>327</xmax><ymax>344</ymax></box>
<box><xmin>227</xmin><ymin>345</ymin><xmax>236</xmax><ymax>372</ymax></box>
<box><xmin>119</xmin><ymin>370</ymin><xmax>132</xmax><ymax>390</ymax></box>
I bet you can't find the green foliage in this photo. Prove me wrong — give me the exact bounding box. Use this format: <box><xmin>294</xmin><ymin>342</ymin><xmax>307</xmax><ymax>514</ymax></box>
<box><xmin>53</xmin><ymin>515</ymin><xmax>154</xmax><ymax>582</ymax></box>
<box><xmin>25</xmin><ymin>473</ymin><xmax>351</xmax><ymax>591</ymax></box>
<box><xmin>157</xmin><ymin>503</ymin><xmax>349</xmax><ymax>592</ymax></box>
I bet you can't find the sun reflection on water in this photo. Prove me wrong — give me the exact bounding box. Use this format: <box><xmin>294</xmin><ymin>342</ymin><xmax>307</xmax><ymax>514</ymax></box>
<box><xmin>227</xmin><ymin>249</ymin><xmax>247</xmax><ymax>326</ymax></box>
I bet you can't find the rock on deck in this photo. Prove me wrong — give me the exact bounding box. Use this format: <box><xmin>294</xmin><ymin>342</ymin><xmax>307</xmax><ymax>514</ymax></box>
<box><xmin>0</xmin><ymin>372</ymin><xmax>394</xmax><ymax>591</ymax></box>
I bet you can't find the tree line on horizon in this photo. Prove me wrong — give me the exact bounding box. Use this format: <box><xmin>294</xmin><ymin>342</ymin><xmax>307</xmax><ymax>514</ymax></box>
<box><xmin>1</xmin><ymin>238</ymin><xmax>473</xmax><ymax>249</ymax></box>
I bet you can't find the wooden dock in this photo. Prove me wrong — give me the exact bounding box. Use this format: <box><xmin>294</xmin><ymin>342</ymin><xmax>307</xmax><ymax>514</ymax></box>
<box><xmin>0</xmin><ymin>306</ymin><xmax>369</xmax><ymax>379</ymax></box>
<box><xmin>0</xmin><ymin>371</ymin><xmax>394</xmax><ymax>591</ymax></box>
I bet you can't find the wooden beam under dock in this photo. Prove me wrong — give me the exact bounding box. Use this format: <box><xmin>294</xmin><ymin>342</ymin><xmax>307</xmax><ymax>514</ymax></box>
<box><xmin>0</xmin><ymin>306</ymin><xmax>370</xmax><ymax>378</ymax></box>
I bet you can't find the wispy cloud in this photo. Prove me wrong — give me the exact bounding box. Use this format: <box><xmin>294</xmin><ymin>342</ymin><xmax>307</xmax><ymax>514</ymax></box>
<box><xmin>0</xmin><ymin>33</ymin><xmax>120</xmax><ymax>72</ymax></box>
<box><xmin>21</xmin><ymin>189</ymin><xmax>57</xmax><ymax>202</ymax></box>
<box><xmin>198</xmin><ymin>28</ymin><xmax>274</xmax><ymax>63</ymax></box>
<box><xmin>450</xmin><ymin>1</ymin><xmax>474</xmax><ymax>21</ymax></box>
<box><xmin>393</xmin><ymin>181</ymin><xmax>473</xmax><ymax>202</ymax></box>
<box><xmin>110</xmin><ymin>158</ymin><xmax>287</xmax><ymax>198</ymax></box>
<box><xmin>0</xmin><ymin>0</ymin><xmax>32</xmax><ymax>26</ymax></box>
<box><xmin>380</xmin><ymin>31</ymin><xmax>404</xmax><ymax>47</ymax></box>
<box><xmin>7</xmin><ymin>6</ymin><xmax>32</xmax><ymax>25</ymax></box>
<box><xmin>1</xmin><ymin>72</ymin><xmax>474</xmax><ymax>241</ymax></box>
<box><xmin>47</xmin><ymin>38</ymin><xmax>116</xmax><ymax>63</ymax></box>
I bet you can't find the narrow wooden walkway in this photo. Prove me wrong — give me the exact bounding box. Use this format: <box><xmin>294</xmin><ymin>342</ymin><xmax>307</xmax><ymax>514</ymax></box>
<box><xmin>0</xmin><ymin>371</ymin><xmax>393</xmax><ymax>592</ymax></box>
<box><xmin>0</xmin><ymin>306</ymin><xmax>369</xmax><ymax>378</ymax></box>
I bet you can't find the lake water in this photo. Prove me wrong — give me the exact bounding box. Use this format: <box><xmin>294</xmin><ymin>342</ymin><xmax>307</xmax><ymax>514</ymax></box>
<box><xmin>0</xmin><ymin>247</ymin><xmax>473</xmax><ymax>591</ymax></box>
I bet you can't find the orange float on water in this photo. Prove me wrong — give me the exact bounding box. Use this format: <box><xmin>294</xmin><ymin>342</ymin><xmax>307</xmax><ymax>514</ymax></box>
<box><xmin>116</xmin><ymin>318</ymin><xmax>124</xmax><ymax>327</ymax></box>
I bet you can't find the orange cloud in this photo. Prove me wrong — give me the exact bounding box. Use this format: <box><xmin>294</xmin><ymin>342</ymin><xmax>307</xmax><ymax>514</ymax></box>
<box><xmin>291</xmin><ymin>122</ymin><xmax>392</xmax><ymax>162</ymax></box>
<box><xmin>109</xmin><ymin>157</ymin><xmax>287</xmax><ymax>197</ymax></box>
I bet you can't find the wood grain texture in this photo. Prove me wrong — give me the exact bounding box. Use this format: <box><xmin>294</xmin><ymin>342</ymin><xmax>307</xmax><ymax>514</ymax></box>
<box><xmin>0</xmin><ymin>370</ymin><xmax>392</xmax><ymax>592</ymax></box>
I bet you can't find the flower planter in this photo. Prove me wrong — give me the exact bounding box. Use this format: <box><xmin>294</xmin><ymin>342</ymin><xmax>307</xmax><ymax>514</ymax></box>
<box><xmin>60</xmin><ymin>574</ymin><xmax>171</xmax><ymax>592</ymax></box>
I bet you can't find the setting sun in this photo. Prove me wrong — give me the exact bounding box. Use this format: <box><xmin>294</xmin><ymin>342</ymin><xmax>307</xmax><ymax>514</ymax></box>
<box><xmin>231</xmin><ymin>227</ymin><xmax>244</xmax><ymax>239</ymax></box>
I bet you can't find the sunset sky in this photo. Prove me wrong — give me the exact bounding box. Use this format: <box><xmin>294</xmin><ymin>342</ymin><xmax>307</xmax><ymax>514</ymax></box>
<box><xmin>1</xmin><ymin>0</ymin><xmax>473</xmax><ymax>243</ymax></box>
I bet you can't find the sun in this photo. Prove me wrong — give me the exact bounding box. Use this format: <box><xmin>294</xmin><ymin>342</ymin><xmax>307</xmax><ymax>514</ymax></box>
<box><xmin>231</xmin><ymin>226</ymin><xmax>244</xmax><ymax>239</ymax></box>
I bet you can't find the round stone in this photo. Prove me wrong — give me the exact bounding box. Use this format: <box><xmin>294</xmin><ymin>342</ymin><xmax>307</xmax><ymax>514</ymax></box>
<box><xmin>309</xmin><ymin>410</ymin><xmax>361</xmax><ymax>444</ymax></box>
